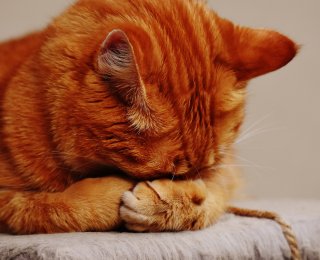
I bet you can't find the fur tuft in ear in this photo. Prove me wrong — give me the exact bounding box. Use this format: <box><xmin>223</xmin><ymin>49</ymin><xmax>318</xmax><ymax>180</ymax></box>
<box><xmin>98</xmin><ymin>29</ymin><xmax>144</xmax><ymax>106</ymax></box>
<box><xmin>217</xmin><ymin>17</ymin><xmax>298</xmax><ymax>81</ymax></box>
<box><xmin>98</xmin><ymin>29</ymin><xmax>159</xmax><ymax>132</ymax></box>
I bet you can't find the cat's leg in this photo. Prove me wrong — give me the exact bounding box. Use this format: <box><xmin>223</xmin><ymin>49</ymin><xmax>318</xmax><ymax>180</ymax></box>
<box><xmin>120</xmin><ymin>168</ymin><xmax>238</xmax><ymax>232</ymax></box>
<box><xmin>0</xmin><ymin>176</ymin><xmax>134</xmax><ymax>234</ymax></box>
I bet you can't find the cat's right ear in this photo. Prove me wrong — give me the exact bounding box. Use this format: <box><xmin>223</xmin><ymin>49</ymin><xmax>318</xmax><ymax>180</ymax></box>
<box><xmin>97</xmin><ymin>29</ymin><xmax>158</xmax><ymax>132</ymax></box>
<box><xmin>216</xmin><ymin>17</ymin><xmax>298</xmax><ymax>81</ymax></box>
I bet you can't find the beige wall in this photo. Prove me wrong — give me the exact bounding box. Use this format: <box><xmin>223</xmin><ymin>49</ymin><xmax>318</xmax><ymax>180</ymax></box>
<box><xmin>0</xmin><ymin>0</ymin><xmax>319</xmax><ymax>198</ymax></box>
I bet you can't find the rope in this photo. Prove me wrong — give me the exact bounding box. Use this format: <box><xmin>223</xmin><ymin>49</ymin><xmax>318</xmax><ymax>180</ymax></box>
<box><xmin>227</xmin><ymin>206</ymin><xmax>301</xmax><ymax>260</ymax></box>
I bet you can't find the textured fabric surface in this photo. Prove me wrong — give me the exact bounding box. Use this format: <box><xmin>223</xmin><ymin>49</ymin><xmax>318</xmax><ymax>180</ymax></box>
<box><xmin>0</xmin><ymin>199</ymin><xmax>319</xmax><ymax>260</ymax></box>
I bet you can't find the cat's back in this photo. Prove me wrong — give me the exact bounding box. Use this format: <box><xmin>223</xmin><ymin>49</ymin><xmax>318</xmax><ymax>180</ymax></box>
<box><xmin>0</xmin><ymin>32</ymin><xmax>45</xmax><ymax>89</ymax></box>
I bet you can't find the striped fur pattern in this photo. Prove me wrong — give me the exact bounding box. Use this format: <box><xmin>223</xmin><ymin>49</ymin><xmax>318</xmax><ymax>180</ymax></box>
<box><xmin>0</xmin><ymin>0</ymin><xmax>297</xmax><ymax>234</ymax></box>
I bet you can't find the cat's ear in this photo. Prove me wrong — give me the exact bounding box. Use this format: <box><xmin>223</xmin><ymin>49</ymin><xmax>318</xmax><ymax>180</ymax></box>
<box><xmin>98</xmin><ymin>29</ymin><xmax>145</xmax><ymax>106</ymax></box>
<box><xmin>217</xmin><ymin>17</ymin><xmax>298</xmax><ymax>81</ymax></box>
<box><xmin>98</xmin><ymin>29</ymin><xmax>158</xmax><ymax>132</ymax></box>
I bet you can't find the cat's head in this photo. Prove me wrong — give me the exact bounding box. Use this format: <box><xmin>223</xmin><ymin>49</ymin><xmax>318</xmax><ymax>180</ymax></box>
<box><xmin>47</xmin><ymin>0</ymin><xmax>297</xmax><ymax>179</ymax></box>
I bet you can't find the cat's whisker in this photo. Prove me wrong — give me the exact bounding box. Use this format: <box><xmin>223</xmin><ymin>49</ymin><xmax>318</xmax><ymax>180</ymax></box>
<box><xmin>194</xmin><ymin>166</ymin><xmax>202</xmax><ymax>181</ymax></box>
<box><xmin>236</xmin><ymin>126</ymin><xmax>285</xmax><ymax>144</ymax></box>
<box><xmin>171</xmin><ymin>163</ymin><xmax>176</xmax><ymax>182</ymax></box>
<box><xmin>236</xmin><ymin>112</ymin><xmax>275</xmax><ymax>144</ymax></box>
<box><xmin>235</xmin><ymin>146</ymin><xmax>277</xmax><ymax>151</ymax></box>
<box><xmin>220</xmin><ymin>151</ymin><xmax>262</xmax><ymax>167</ymax></box>
<box><xmin>237</xmin><ymin>125</ymin><xmax>277</xmax><ymax>143</ymax></box>
<box><xmin>239</xmin><ymin>113</ymin><xmax>273</xmax><ymax>138</ymax></box>
<box><xmin>219</xmin><ymin>151</ymin><xmax>275</xmax><ymax>173</ymax></box>
<box><xmin>210</xmin><ymin>163</ymin><xmax>273</xmax><ymax>170</ymax></box>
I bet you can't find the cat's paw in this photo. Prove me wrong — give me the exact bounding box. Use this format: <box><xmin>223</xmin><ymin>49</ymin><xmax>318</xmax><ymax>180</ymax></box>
<box><xmin>120</xmin><ymin>179</ymin><xmax>208</xmax><ymax>232</ymax></box>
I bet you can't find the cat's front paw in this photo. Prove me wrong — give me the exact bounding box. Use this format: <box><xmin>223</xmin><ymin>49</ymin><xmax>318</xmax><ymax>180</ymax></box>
<box><xmin>120</xmin><ymin>179</ymin><xmax>209</xmax><ymax>232</ymax></box>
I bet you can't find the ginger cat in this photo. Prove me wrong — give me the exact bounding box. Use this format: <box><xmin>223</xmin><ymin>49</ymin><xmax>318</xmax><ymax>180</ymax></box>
<box><xmin>0</xmin><ymin>0</ymin><xmax>297</xmax><ymax>234</ymax></box>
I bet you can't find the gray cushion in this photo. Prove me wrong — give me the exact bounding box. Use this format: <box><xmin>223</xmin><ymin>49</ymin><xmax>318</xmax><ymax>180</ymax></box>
<box><xmin>0</xmin><ymin>199</ymin><xmax>319</xmax><ymax>260</ymax></box>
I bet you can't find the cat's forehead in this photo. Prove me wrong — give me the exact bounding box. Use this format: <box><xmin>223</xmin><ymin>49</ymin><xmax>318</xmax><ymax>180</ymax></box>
<box><xmin>123</xmin><ymin>0</ymin><xmax>222</xmax><ymax>83</ymax></box>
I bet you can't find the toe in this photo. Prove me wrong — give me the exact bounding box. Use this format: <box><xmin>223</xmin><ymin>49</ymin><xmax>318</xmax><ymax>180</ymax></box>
<box><xmin>122</xmin><ymin>191</ymin><xmax>139</xmax><ymax>210</ymax></box>
<box><xmin>120</xmin><ymin>206</ymin><xmax>149</xmax><ymax>224</ymax></box>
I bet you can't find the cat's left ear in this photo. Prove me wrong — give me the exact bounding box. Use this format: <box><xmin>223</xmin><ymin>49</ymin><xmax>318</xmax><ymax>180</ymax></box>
<box><xmin>97</xmin><ymin>29</ymin><xmax>158</xmax><ymax>132</ymax></box>
<box><xmin>217</xmin><ymin>17</ymin><xmax>298</xmax><ymax>81</ymax></box>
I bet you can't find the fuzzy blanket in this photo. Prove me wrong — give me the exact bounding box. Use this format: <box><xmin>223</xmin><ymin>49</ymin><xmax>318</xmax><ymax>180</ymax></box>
<box><xmin>0</xmin><ymin>199</ymin><xmax>319</xmax><ymax>260</ymax></box>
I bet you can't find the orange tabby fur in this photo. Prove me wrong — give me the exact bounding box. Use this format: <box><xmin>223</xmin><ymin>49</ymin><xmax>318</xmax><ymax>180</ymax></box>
<box><xmin>0</xmin><ymin>0</ymin><xmax>297</xmax><ymax>234</ymax></box>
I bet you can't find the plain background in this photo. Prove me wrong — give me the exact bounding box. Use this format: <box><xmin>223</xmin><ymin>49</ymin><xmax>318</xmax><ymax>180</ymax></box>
<box><xmin>0</xmin><ymin>0</ymin><xmax>319</xmax><ymax>198</ymax></box>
